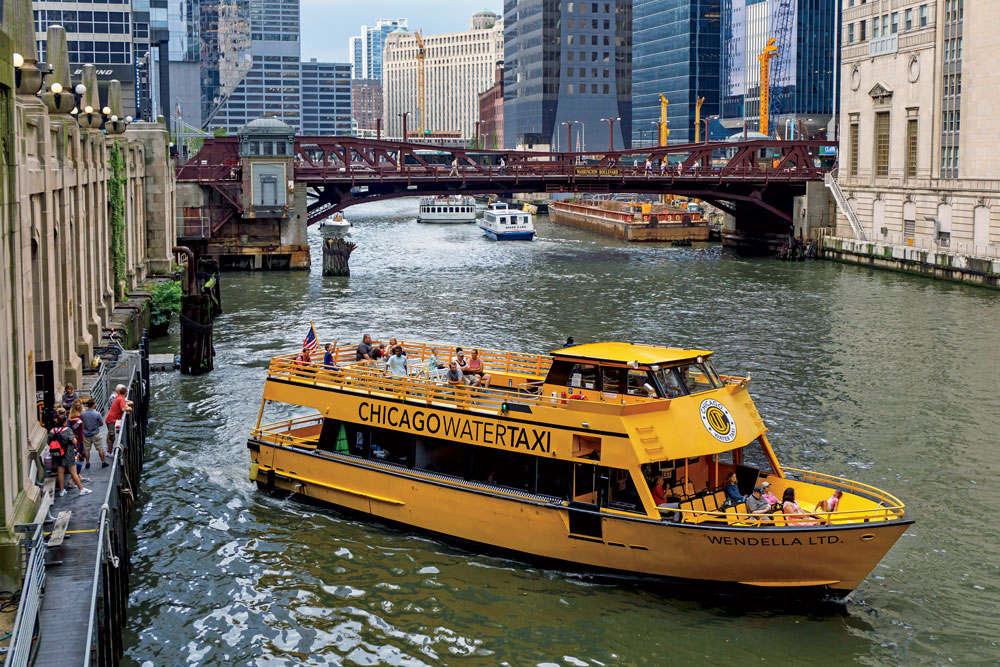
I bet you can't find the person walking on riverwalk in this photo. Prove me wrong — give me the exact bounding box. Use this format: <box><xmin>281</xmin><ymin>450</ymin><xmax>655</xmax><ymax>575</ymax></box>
<box><xmin>61</xmin><ymin>383</ymin><xmax>77</xmax><ymax>412</ymax></box>
<box><xmin>50</xmin><ymin>408</ymin><xmax>91</xmax><ymax>497</ymax></box>
<box><xmin>81</xmin><ymin>398</ymin><xmax>108</xmax><ymax>468</ymax></box>
<box><xmin>68</xmin><ymin>400</ymin><xmax>86</xmax><ymax>476</ymax></box>
<box><xmin>105</xmin><ymin>384</ymin><xmax>133</xmax><ymax>449</ymax></box>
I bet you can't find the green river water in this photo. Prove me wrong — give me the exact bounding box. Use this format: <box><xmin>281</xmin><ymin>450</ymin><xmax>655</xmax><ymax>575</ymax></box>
<box><xmin>124</xmin><ymin>199</ymin><xmax>1000</xmax><ymax>665</ymax></box>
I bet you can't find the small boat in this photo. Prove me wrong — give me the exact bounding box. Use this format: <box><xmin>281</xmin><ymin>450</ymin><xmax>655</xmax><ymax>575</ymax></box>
<box><xmin>320</xmin><ymin>213</ymin><xmax>350</xmax><ymax>230</ymax></box>
<box><xmin>248</xmin><ymin>339</ymin><xmax>912</xmax><ymax>593</ymax></box>
<box><xmin>417</xmin><ymin>195</ymin><xmax>477</xmax><ymax>223</ymax></box>
<box><xmin>480</xmin><ymin>202</ymin><xmax>535</xmax><ymax>241</ymax></box>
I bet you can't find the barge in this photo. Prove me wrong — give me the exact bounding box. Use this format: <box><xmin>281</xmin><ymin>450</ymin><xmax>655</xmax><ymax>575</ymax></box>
<box><xmin>549</xmin><ymin>200</ymin><xmax>710</xmax><ymax>242</ymax></box>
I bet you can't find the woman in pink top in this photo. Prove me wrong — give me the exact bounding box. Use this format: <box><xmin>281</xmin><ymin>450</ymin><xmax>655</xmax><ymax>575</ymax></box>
<box><xmin>466</xmin><ymin>349</ymin><xmax>491</xmax><ymax>388</ymax></box>
<box><xmin>781</xmin><ymin>487</ymin><xmax>820</xmax><ymax>526</ymax></box>
<box><xmin>761</xmin><ymin>481</ymin><xmax>779</xmax><ymax>507</ymax></box>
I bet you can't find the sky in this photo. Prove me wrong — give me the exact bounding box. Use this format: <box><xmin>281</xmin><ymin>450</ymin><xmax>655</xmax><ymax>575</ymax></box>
<box><xmin>301</xmin><ymin>0</ymin><xmax>504</xmax><ymax>64</ymax></box>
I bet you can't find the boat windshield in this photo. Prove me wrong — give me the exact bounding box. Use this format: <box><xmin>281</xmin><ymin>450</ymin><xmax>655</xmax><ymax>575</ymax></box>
<box><xmin>656</xmin><ymin>360</ymin><xmax>722</xmax><ymax>397</ymax></box>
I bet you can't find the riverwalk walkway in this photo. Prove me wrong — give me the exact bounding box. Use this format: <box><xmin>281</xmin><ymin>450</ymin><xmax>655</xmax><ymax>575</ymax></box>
<box><xmin>5</xmin><ymin>343</ymin><xmax>149</xmax><ymax>667</ymax></box>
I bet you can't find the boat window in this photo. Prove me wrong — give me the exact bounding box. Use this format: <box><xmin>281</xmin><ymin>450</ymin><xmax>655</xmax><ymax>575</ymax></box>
<box><xmin>601</xmin><ymin>367</ymin><xmax>623</xmax><ymax>394</ymax></box>
<box><xmin>602</xmin><ymin>467</ymin><xmax>641</xmax><ymax>512</ymax></box>
<box><xmin>574</xmin><ymin>462</ymin><xmax>597</xmax><ymax>504</ymax></box>
<box><xmin>626</xmin><ymin>369</ymin><xmax>656</xmax><ymax>397</ymax></box>
<box><xmin>568</xmin><ymin>363</ymin><xmax>598</xmax><ymax>390</ymax></box>
<box><xmin>414</xmin><ymin>438</ymin><xmax>465</xmax><ymax>477</ymax></box>
<box><xmin>536</xmin><ymin>458</ymin><xmax>572</xmax><ymax>500</ymax></box>
<box><xmin>470</xmin><ymin>446</ymin><xmax>534</xmax><ymax>492</ymax></box>
<box><xmin>658</xmin><ymin>361</ymin><xmax>721</xmax><ymax>396</ymax></box>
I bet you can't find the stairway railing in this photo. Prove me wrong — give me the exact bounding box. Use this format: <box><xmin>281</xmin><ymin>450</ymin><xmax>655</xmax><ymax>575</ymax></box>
<box><xmin>825</xmin><ymin>171</ymin><xmax>867</xmax><ymax>240</ymax></box>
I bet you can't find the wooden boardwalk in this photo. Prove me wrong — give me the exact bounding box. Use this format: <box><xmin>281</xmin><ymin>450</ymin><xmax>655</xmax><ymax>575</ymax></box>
<box><xmin>33</xmin><ymin>444</ymin><xmax>113</xmax><ymax>665</ymax></box>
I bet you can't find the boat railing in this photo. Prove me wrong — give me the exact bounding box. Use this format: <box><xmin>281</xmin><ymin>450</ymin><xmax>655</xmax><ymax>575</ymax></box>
<box><xmin>254</xmin><ymin>415</ymin><xmax>324</xmax><ymax>449</ymax></box>
<box><xmin>267</xmin><ymin>354</ymin><xmax>572</xmax><ymax>413</ymax></box>
<box><xmin>782</xmin><ymin>468</ymin><xmax>906</xmax><ymax>511</ymax></box>
<box><xmin>285</xmin><ymin>341</ymin><xmax>553</xmax><ymax>382</ymax></box>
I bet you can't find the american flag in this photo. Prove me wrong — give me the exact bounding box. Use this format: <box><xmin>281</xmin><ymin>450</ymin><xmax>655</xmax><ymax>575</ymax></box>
<box><xmin>302</xmin><ymin>322</ymin><xmax>319</xmax><ymax>352</ymax></box>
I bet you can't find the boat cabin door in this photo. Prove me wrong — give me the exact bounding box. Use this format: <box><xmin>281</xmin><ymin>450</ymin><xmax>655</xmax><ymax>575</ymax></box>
<box><xmin>567</xmin><ymin>462</ymin><xmax>605</xmax><ymax>539</ymax></box>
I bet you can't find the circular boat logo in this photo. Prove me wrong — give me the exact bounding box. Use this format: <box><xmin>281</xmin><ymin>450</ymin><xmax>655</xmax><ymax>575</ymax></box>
<box><xmin>699</xmin><ymin>399</ymin><xmax>737</xmax><ymax>443</ymax></box>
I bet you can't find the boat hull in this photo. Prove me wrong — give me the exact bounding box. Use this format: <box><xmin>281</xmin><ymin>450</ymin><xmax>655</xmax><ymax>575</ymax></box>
<box><xmin>250</xmin><ymin>442</ymin><xmax>911</xmax><ymax>593</ymax></box>
<box><xmin>480</xmin><ymin>227</ymin><xmax>535</xmax><ymax>241</ymax></box>
<box><xmin>417</xmin><ymin>215</ymin><xmax>476</xmax><ymax>224</ymax></box>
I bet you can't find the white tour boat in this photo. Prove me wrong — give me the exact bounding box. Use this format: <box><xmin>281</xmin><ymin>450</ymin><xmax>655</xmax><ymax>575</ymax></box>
<box><xmin>417</xmin><ymin>195</ymin><xmax>477</xmax><ymax>223</ymax></box>
<box><xmin>479</xmin><ymin>202</ymin><xmax>536</xmax><ymax>241</ymax></box>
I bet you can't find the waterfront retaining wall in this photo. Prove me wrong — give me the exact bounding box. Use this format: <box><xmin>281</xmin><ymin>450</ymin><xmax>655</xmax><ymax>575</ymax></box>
<box><xmin>821</xmin><ymin>235</ymin><xmax>1000</xmax><ymax>288</ymax></box>
<box><xmin>0</xmin><ymin>28</ymin><xmax>174</xmax><ymax>588</ymax></box>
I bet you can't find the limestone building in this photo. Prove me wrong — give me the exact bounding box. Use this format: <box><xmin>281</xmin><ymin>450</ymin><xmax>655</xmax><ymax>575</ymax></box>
<box><xmin>835</xmin><ymin>0</ymin><xmax>1000</xmax><ymax>257</ymax></box>
<box><xmin>382</xmin><ymin>12</ymin><xmax>503</xmax><ymax>140</ymax></box>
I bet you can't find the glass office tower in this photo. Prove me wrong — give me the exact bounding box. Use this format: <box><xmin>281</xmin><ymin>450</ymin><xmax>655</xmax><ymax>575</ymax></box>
<box><xmin>720</xmin><ymin>0</ymin><xmax>837</xmax><ymax>138</ymax></box>
<box><xmin>632</xmin><ymin>0</ymin><xmax>721</xmax><ymax>147</ymax></box>
<box><xmin>503</xmin><ymin>0</ymin><xmax>632</xmax><ymax>152</ymax></box>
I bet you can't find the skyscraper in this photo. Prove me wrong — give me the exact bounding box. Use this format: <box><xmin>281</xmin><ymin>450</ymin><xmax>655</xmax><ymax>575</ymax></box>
<box><xmin>32</xmin><ymin>0</ymin><xmax>142</xmax><ymax>116</ymax></box>
<box><xmin>632</xmin><ymin>0</ymin><xmax>721</xmax><ymax>147</ymax></box>
<box><xmin>348</xmin><ymin>18</ymin><xmax>408</xmax><ymax>82</ymax></box>
<box><xmin>204</xmin><ymin>0</ymin><xmax>351</xmax><ymax>135</ymax></box>
<box><xmin>382</xmin><ymin>13</ymin><xmax>502</xmax><ymax>140</ymax></box>
<box><xmin>503</xmin><ymin>0</ymin><xmax>633</xmax><ymax>152</ymax></box>
<box><xmin>720</xmin><ymin>0</ymin><xmax>838</xmax><ymax>138</ymax></box>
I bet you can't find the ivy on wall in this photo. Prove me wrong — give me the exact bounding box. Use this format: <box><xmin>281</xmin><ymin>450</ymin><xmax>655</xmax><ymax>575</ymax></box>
<box><xmin>108</xmin><ymin>140</ymin><xmax>126</xmax><ymax>301</ymax></box>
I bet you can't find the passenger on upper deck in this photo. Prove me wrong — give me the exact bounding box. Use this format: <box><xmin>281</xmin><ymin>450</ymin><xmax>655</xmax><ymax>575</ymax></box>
<box><xmin>356</xmin><ymin>334</ymin><xmax>374</xmax><ymax>361</ymax></box>
<box><xmin>387</xmin><ymin>338</ymin><xmax>406</xmax><ymax>356</ymax></box>
<box><xmin>386</xmin><ymin>346</ymin><xmax>408</xmax><ymax>377</ymax></box>
<box><xmin>323</xmin><ymin>342</ymin><xmax>339</xmax><ymax>371</ymax></box>
<box><xmin>782</xmin><ymin>488</ymin><xmax>821</xmax><ymax>526</ymax></box>
<box><xmin>427</xmin><ymin>349</ymin><xmax>445</xmax><ymax>370</ymax></box>
<box><xmin>465</xmin><ymin>349</ymin><xmax>491</xmax><ymax>388</ymax></box>
<box><xmin>445</xmin><ymin>362</ymin><xmax>465</xmax><ymax>386</ymax></box>
<box><xmin>454</xmin><ymin>348</ymin><xmax>470</xmax><ymax>373</ymax></box>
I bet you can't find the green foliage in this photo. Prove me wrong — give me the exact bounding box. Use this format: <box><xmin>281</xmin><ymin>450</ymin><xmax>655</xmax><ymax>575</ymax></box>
<box><xmin>213</xmin><ymin>127</ymin><xmax>228</xmax><ymax>137</ymax></box>
<box><xmin>108</xmin><ymin>140</ymin><xmax>126</xmax><ymax>301</ymax></box>
<box><xmin>149</xmin><ymin>280</ymin><xmax>182</xmax><ymax>327</ymax></box>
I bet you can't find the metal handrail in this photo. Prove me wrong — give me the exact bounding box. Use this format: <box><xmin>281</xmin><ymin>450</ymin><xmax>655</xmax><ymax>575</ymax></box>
<box><xmin>783</xmin><ymin>467</ymin><xmax>906</xmax><ymax>510</ymax></box>
<box><xmin>2</xmin><ymin>524</ymin><xmax>46</xmax><ymax>667</ymax></box>
<box><xmin>81</xmin><ymin>368</ymin><xmax>138</xmax><ymax>667</ymax></box>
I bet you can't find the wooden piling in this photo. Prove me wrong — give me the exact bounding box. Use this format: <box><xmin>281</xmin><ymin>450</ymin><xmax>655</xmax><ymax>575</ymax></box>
<box><xmin>174</xmin><ymin>246</ymin><xmax>215</xmax><ymax>374</ymax></box>
<box><xmin>323</xmin><ymin>238</ymin><xmax>357</xmax><ymax>276</ymax></box>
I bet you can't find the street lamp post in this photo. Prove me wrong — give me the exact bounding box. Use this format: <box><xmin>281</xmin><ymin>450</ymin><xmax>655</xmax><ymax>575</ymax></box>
<box><xmin>702</xmin><ymin>115</ymin><xmax>719</xmax><ymax>144</ymax></box>
<box><xmin>601</xmin><ymin>117</ymin><xmax>620</xmax><ymax>152</ymax></box>
<box><xmin>398</xmin><ymin>111</ymin><xmax>411</xmax><ymax>142</ymax></box>
<box><xmin>560</xmin><ymin>121</ymin><xmax>576</xmax><ymax>155</ymax></box>
<box><xmin>650</xmin><ymin>121</ymin><xmax>664</xmax><ymax>148</ymax></box>
<box><xmin>474</xmin><ymin>120</ymin><xmax>482</xmax><ymax>149</ymax></box>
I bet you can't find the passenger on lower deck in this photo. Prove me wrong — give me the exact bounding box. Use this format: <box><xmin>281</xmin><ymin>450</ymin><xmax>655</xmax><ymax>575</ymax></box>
<box><xmin>815</xmin><ymin>490</ymin><xmax>843</xmax><ymax>513</ymax></box>
<box><xmin>745</xmin><ymin>486</ymin><xmax>771</xmax><ymax>514</ymax></box>
<box><xmin>782</xmin><ymin>487</ymin><xmax>821</xmax><ymax>526</ymax></box>
<box><xmin>720</xmin><ymin>472</ymin><xmax>744</xmax><ymax>509</ymax></box>
<box><xmin>651</xmin><ymin>477</ymin><xmax>668</xmax><ymax>506</ymax></box>
<box><xmin>761</xmin><ymin>481</ymin><xmax>779</xmax><ymax>508</ymax></box>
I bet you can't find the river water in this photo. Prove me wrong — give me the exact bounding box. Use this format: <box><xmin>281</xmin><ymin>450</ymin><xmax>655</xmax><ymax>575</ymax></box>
<box><xmin>124</xmin><ymin>199</ymin><xmax>1000</xmax><ymax>665</ymax></box>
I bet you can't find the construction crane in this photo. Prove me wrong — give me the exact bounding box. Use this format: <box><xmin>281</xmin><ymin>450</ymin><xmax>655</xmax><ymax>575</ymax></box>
<box><xmin>758</xmin><ymin>38</ymin><xmax>779</xmax><ymax>137</ymax></box>
<box><xmin>658</xmin><ymin>94</ymin><xmax>669</xmax><ymax>145</ymax></box>
<box><xmin>694</xmin><ymin>96</ymin><xmax>705</xmax><ymax>142</ymax></box>
<box><xmin>414</xmin><ymin>30</ymin><xmax>427</xmax><ymax>135</ymax></box>
<box><xmin>768</xmin><ymin>0</ymin><xmax>795</xmax><ymax>129</ymax></box>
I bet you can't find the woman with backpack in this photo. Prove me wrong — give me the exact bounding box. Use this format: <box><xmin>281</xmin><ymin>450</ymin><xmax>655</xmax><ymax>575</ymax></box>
<box><xmin>50</xmin><ymin>407</ymin><xmax>91</xmax><ymax>497</ymax></box>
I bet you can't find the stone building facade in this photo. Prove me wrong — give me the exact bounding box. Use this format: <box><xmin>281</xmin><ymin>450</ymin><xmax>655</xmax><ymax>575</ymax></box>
<box><xmin>0</xmin><ymin>33</ymin><xmax>175</xmax><ymax>586</ymax></box>
<box><xmin>835</xmin><ymin>0</ymin><xmax>1000</xmax><ymax>258</ymax></box>
<box><xmin>383</xmin><ymin>13</ymin><xmax>503</xmax><ymax>140</ymax></box>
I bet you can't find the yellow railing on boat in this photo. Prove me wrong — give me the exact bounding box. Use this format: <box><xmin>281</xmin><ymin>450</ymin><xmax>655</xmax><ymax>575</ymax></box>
<box><xmin>254</xmin><ymin>414</ymin><xmax>324</xmax><ymax>449</ymax></box>
<box><xmin>265</xmin><ymin>347</ymin><xmax>662</xmax><ymax>414</ymax></box>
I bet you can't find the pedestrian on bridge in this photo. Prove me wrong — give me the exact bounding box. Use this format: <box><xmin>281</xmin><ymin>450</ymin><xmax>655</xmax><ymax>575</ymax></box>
<box><xmin>449</xmin><ymin>157</ymin><xmax>459</xmax><ymax>177</ymax></box>
<box><xmin>644</xmin><ymin>159</ymin><xmax>652</xmax><ymax>176</ymax></box>
<box><xmin>499</xmin><ymin>157</ymin><xmax>506</xmax><ymax>175</ymax></box>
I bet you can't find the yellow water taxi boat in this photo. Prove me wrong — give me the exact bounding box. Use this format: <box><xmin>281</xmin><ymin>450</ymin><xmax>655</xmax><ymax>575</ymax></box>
<box><xmin>248</xmin><ymin>341</ymin><xmax>911</xmax><ymax>593</ymax></box>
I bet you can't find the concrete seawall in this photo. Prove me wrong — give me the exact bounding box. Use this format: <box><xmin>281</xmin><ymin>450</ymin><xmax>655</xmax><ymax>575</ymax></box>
<box><xmin>821</xmin><ymin>236</ymin><xmax>1000</xmax><ymax>288</ymax></box>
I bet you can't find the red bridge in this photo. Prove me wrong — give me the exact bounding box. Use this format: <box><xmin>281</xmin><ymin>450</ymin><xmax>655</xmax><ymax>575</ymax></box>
<box><xmin>175</xmin><ymin>135</ymin><xmax>836</xmax><ymax>268</ymax></box>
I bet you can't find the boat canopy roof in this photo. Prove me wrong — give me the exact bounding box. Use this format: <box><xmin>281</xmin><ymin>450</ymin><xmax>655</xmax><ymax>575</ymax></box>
<box><xmin>551</xmin><ymin>342</ymin><xmax>713</xmax><ymax>366</ymax></box>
